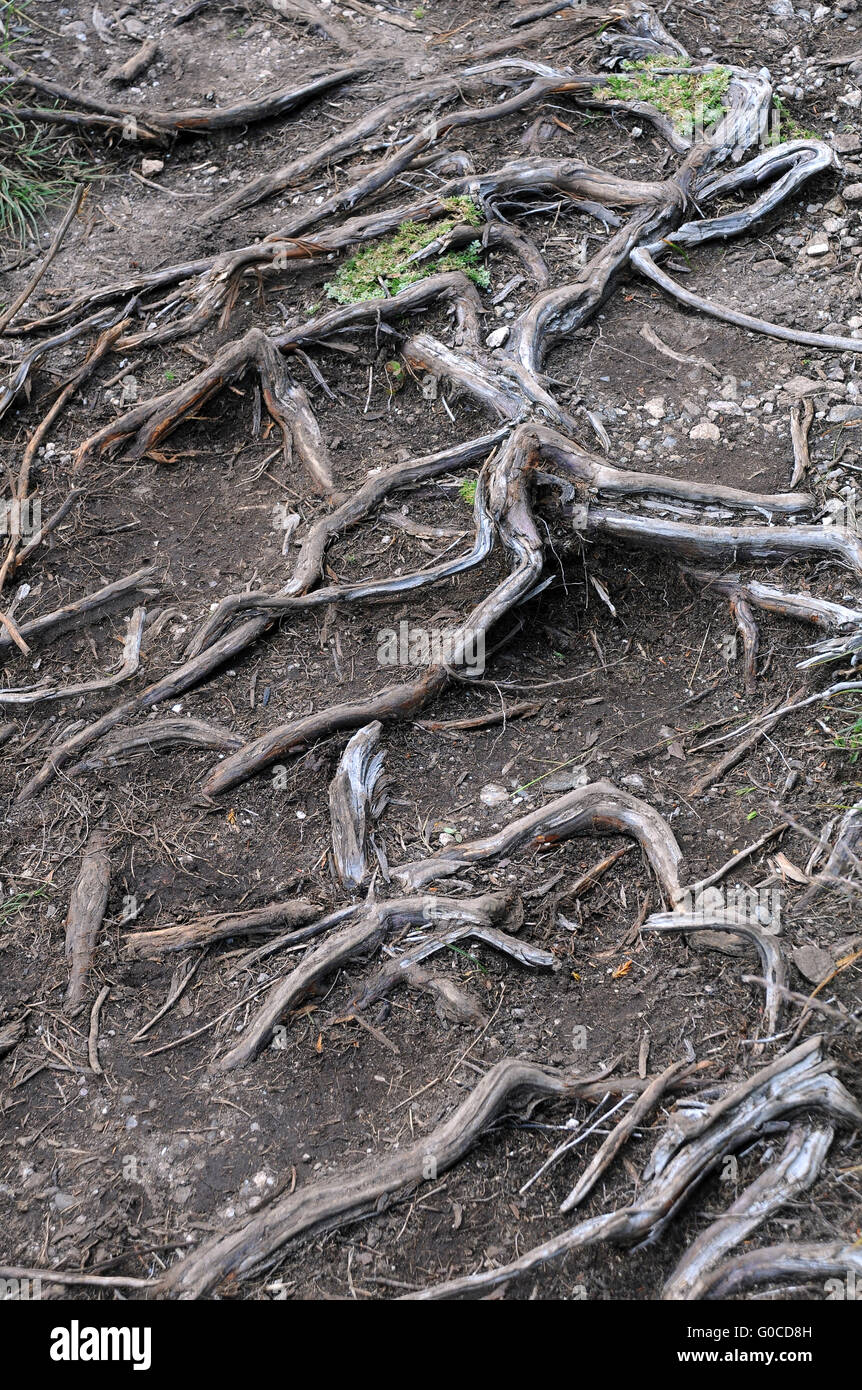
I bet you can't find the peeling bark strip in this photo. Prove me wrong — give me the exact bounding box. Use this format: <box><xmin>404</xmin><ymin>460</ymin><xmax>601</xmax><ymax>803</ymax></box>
<box><xmin>328</xmin><ymin>722</ymin><xmax>388</xmax><ymax>891</ymax></box>
<box><xmin>63</xmin><ymin>832</ymin><xmax>111</xmax><ymax>1016</ymax></box>
<box><xmin>124</xmin><ymin>900</ymin><xmax>321</xmax><ymax>957</ymax></box>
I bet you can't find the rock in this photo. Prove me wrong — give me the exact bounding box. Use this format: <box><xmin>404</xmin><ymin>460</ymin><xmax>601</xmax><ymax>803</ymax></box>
<box><xmin>843</xmin><ymin>182</ymin><xmax>862</xmax><ymax>203</ymax></box>
<box><xmin>805</xmin><ymin>239</ymin><xmax>831</xmax><ymax>256</ymax></box>
<box><xmin>784</xmin><ymin>375</ymin><xmax>822</xmax><ymax>399</ymax></box>
<box><xmin>644</xmin><ymin>396</ymin><xmax>665</xmax><ymax>420</ymax></box>
<box><xmin>813</xmin><ymin>3</ymin><xmax>831</xmax><ymax>17</ymax></box>
<box><xmin>768</xmin><ymin>0</ymin><xmax>793</xmax><ymax>13</ymax></box>
<box><xmin>485</xmin><ymin>326</ymin><xmax>509</xmax><ymax>348</ymax></box>
<box><xmin>792</xmin><ymin>943</ymin><xmax>834</xmax><ymax>984</ymax></box>
<box><xmin>827</xmin><ymin>403</ymin><xmax>862</xmax><ymax>422</ymax></box>
<box><xmin>120</xmin><ymin>374</ymin><xmax>139</xmax><ymax>405</ymax></box>
<box><xmin>141</xmin><ymin>158</ymin><xmax>164</xmax><ymax>177</ymax></box>
<box><xmin>542</xmin><ymin>765</ymin><xmax>589</xmax><ymax>793</ymax></box>
<box><xmin>689</xmin><ymin>420</ymin><xmax>720</xmax><ymax>442</ymax></box>
<box><xmin>833</xmin><ymin>132</ymin><xmax>862</xmax><ymax>154</ymax></box>
<box><xmin>479</xmin><ymin>783</ymin><xmax>509</xmax><ymax>807</ymax></box>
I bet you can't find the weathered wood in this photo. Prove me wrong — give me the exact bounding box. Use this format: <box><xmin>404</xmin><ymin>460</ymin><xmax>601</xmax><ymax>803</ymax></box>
<box><xmin>64</xmin><ymin>831</ymin><xmax>111</xmax><ymax>1016</ymax></box>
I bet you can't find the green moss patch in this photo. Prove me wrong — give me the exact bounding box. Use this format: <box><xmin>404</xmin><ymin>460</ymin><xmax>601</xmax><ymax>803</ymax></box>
<box><xmin>324</xmin><ymin>197</ymin><xmax>490</xmax><ymax>305</ymax></box>
<box><xmin>599</xmin><ymin>56</ymin><xmax>731</xmax><ymax>137</ymax></box>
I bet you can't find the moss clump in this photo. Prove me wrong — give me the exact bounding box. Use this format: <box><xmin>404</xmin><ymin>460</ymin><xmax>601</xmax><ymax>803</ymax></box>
<box><xmin>458</xmin><ymin>477</ymin><xmax>477</xmax><ymax>507</ymax></box>
<box><xmin>770</xmin><ymin>95</ymin><xmax>817</xmax><ymax>143</ymax></box>
<box><xmin>324</xmin><ymin>197</ymin><xmax>489</xmax><ymax>305</ymax></box>
<box><xmin>599</xmin><ymin>56</ymin><xmax>730</xmax><ymax>137</ymax></box>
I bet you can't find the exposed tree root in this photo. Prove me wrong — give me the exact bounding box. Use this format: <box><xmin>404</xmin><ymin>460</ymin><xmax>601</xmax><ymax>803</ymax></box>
<box><xmin>0</xmin><ymin>565</ymin><xmax>158</xmax><ymax>655</ymax></box>
<box><xmin>328</xmin><ymin>721</ymin><xmax>389</xmax><ymax>891</ymax></box>
<box><xmin>153</xmin><ymin>1054</ymin><xmax>697</xmax><ymax>1298</ymax></box>
<box><xmin>393</xmin><ymin>779</ymin><xmax>684</xmax><ymax>901</ymax></box>
<box><xmin>212</xmin><ymin>890</ymin><xmax>522</xmax><ymax>1072</ymax></box>
<box><xmin>63</xmin><ymin>831</ymin><xmax>111</xmax><ymax>1017</ymax></box>
<box><xmin>5</xmin><ymin>0</ymin><xmax>862</xmax><ymax>1302</ymax></box>
<box><xmin>663</xmin><ymin>1124</ymin><xmax>835</xmax><ymax>1299</ymax></box>
<box><xmin>0</xmin><ymin>54</ymin><xmax>370</xmax><ymax>140</ymax></box>
<box><xmin>124</xmin><ymin>900</ymin><xmax>323</xmax><ymax>958</ymax></box>
<box><xmin>693</xmin><ymin>1240</ymin><xmax>862</xmax><ymax>1299</ymax></box>
<box><xmin>405</xmin><ymin>1037</ymin><xmax>861</xmax><ymax>1298</ymax></box>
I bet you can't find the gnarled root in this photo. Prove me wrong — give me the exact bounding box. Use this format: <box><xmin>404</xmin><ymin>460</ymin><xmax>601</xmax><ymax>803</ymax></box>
<box><xmin>663</xmin><ymin>1124</ymin><xmax>834</xmax><ymax>1299</ymax></box>
<box><xmin>406</xmin><ymin>1036</ymin><xmax>861</xmax><ymax>1298</ymax></box>
<box><xmin>394</xmin><ymin>778</ymin><xmax>685</xmax><ymax>904</ymax></box>
<box><xmin>212</xmin><ymin>890</ymin><xmax>522</xmax><ymax>1072</ymax></box>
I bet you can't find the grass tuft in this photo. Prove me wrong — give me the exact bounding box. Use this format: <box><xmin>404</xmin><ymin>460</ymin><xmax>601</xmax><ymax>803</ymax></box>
<box><xmin>0</xmin><ymin>2</ymin><xmax>95</xmax><ymax>244</ymax></box>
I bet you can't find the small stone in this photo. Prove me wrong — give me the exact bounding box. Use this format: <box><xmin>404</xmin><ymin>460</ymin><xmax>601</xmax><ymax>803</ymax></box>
<box><xmin>843</xmin><ymin>182</ymin><xmax>862</xmax><ymax>202</ymax></box>
<box><xmin>792</xmin><ymin>943</ymin><xmax>834</xmax><ymax>984</ymax></box>
<box><xmin>542</xmin><ymin>765</ymin><xmax>589</xmax><ymax>793</ymax></box>
<box><xmin>644</xmin><ymin>396</ymin><xmax>665</xmax><ymax>420</ymax></box>
<box><xmin>833</xmin><ymin>132</ymin><xmax>862</xmax><ymax>154</ymax></box>
<box><xmin>783</xmin><ymin>375</ymin><xmax>822</xmax><ymax>399</ymax></box>
<box><xmin>479</xmin><ymin>783</ymin><xmax>509</xmax><ymax>807</ymax></box>
<box><xmin>141</xmin><ymin>158</ymin><xmax>164</xmax><ymax>177</ymax></box>
<box><xmin>689</xmin><ymin>420</ymin><xmax>720</xmax><ymax>443</ymax></box>
<box><xmin>485</xmin><ymin>326</ymin><xmax>509</xmax><ymax>348</ymax></box>
<box><xmin>805</xmin><ymin>239</ymin><xmax>831</xmax><ymax>256</ymax></box>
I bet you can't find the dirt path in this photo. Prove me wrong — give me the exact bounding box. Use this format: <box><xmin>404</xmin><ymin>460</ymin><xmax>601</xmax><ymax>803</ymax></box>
<box><xmin>0</xmin><ymin>0</ymin><xmax>860</xmax><ymax>1302</ymax></box>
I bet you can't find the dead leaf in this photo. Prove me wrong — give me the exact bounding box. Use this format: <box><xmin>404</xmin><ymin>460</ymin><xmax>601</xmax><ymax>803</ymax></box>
<box><xmin>612</xmin><ymin>959</ymin><xmax>633</xmax><ymax>979</ymax></box>
<box><xmin>774</xmin><ymin>851</ymin><xmax>810</xmax><ymax>884</ymax></box>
